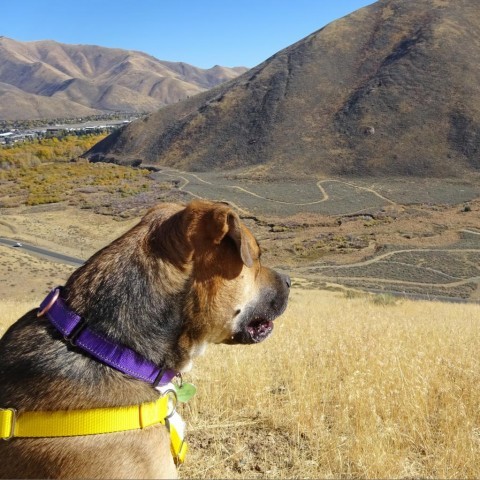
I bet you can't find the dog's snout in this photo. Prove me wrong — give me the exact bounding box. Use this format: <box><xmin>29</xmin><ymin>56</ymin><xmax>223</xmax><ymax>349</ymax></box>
<box><xmin>277</xmin><ymin>272</ymin><xmax>291</xmax><ymax>289</ymax></box>
<box><xmin>272</xmin><ymin>272</ymin><xmax>291</xmax><ymax>294</ymax></box>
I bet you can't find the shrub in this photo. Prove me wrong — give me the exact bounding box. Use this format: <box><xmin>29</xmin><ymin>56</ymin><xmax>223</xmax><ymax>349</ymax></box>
<box><xmin>371</xmin><ymin>293</ymin><xmax>399</xmax><ymax>306</ymax></box>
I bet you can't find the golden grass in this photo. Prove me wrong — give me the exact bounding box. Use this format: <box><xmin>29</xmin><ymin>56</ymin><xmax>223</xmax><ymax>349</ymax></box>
<box><xmin>180</xmin><ymin>290</ymin><xmax>480</xmax><ymax>478</ymax></box>
<box><xmin>0</xmin><ymin>300</ymin><xmax>35</xmax><ymax>338</ymax></box>
<box><xmin>1</xmin><ymin>290</ymin><xmax>479</xmax><ymax>478</ymax></box>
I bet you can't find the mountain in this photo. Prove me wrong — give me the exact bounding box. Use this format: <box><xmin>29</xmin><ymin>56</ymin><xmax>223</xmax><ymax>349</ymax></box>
<box><xmin>85</xmin><ymin>0</ymin><xmax>480</xmax><ymax>178</ymax></box>
<box><xmin>0</xmin><ymin>37</ymin><xmax>247</xmax><ymax>120</ymax></box>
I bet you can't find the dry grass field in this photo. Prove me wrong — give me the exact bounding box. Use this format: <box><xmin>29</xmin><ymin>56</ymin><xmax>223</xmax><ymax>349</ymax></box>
<box><xmin>2</xmin><ymin>289</ymin><xmax>479</xmax><ymax>479</ymax></box>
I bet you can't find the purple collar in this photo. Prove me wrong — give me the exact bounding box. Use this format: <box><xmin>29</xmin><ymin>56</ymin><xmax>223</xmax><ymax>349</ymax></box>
<box><xmin>38</xmin><ymin>287</ymin><xmax>177</xmax><ymax>387</ymax></box>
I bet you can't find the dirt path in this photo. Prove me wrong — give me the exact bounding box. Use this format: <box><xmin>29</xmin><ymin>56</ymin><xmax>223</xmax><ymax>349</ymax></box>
<box><xmin>161</xmin><ymin>171</ymin><xmax>252</xmax><ymax>215</ymax></box>
<box><xmin>302</xmin><ymin>247</ymin><xmax>480</xmax><ymax>290</ymax></box>
<box><xmin>319</xmin><ymin>274</ymin><xmax>480</xmax><ymax>289</ymax></box>
<box><xmin>312</xmin><ymin>248</ymin><xmax>480</xmax><ymax>270</ymax></box>
<box><xmin>317</xmin><ymin>179</ymin><xmax>397</xmax><ymax>205</ymax></box>
<box><xmin>0</xmin><ymin>219</ymin><xmax>17</xmax><ymax>234</ymax></box>
<box><xmin>160</xmin><ymin>169</ymin><xmax>398</xmax><ymax>209</ymax></box>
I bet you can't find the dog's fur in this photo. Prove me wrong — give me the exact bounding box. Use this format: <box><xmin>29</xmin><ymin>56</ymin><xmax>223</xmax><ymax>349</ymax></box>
<box><xmin>0</xmin><ymin>200</ymin><xmax>290</xmax><ymax>479</ymax></box>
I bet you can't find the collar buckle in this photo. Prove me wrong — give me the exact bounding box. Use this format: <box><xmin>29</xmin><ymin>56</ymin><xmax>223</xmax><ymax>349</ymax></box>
<box><xmin>64</xmin><ymin>318</ymin><xmax>87</xmax><ymax>346</ymax></box>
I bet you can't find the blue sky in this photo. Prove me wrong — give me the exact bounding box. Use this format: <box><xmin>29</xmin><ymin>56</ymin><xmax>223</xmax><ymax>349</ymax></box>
<box><xmin>2</xmin><ymin>1</ymin><xmax>375</xmax><ymax>69</ymax></box>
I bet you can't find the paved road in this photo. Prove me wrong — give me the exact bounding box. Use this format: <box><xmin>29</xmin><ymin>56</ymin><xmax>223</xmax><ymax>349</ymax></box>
<box><xmin>0</xmin><ymin>238</ymin><xmax>84</xmax><ymax>266</ymax></box>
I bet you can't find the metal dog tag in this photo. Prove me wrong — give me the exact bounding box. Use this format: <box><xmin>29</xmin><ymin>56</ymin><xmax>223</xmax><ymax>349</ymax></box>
<box><xmin>174</xmin><ymin>382</ymin><xmax>197</xmax><ymax>403</ymax></box>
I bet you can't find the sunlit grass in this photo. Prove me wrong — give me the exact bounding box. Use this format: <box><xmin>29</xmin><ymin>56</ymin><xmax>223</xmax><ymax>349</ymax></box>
<box><xmin>2</xmin><ymin>290</ymin><xmax>479</xmax><ymax>478</ymax></box>
<box><xmin>181</xmin><ymin>290</ymin><xmax>480</xmax><ymax>478</ymax></box>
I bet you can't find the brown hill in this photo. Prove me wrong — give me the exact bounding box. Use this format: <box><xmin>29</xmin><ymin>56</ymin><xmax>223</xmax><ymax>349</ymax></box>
<box><xmin>85</xmin><ymin>0</ymin><xmax>480</xmax><ymax>177</ymax></box>
<box><xmin>0</xmin><ymin>37</ymin><xmax>247</xmax><ymax>120</ymax></box>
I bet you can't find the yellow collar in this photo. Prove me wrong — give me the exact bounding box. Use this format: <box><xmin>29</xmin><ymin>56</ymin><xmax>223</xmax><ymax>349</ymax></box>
<box><xmin>0</xmin><ymin>395</ymin><xmax>187</xmax><ymax>464</ymax></box>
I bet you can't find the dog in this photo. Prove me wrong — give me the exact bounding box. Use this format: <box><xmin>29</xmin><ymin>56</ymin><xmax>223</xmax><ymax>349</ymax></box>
<box><xmin>0</xmin><ymin>200</ymin><xmax>290</xmax><ymax>479</ymax></box>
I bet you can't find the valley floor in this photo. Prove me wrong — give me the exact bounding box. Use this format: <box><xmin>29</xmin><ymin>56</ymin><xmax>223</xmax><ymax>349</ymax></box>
<box><xmin>1</xmin><ymin>168</ymin><xmax>479</xmax><ymax>301</ymax></box>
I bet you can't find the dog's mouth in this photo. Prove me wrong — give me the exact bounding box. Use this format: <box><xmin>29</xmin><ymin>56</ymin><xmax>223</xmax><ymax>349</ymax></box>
<box><xmin>246</xmin><ymin>317</ymin><xmax>274</xmax><ymax>343</ymax></box>
<box><xmin>225</xmin><ymin>316</ymin><xmax>274</xmax><ymax>345</ymax></box>
<box><xmin>225</xmin><ymin>283</ymin><xmax>290</xmax><ymax>346</ymax></box>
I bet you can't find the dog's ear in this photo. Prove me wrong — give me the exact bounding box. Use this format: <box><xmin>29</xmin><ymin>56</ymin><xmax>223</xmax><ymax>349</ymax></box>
<box><xmin>145</xmin><ymin>204</ymin><xmax>194</xmax><ymax>269</ymax></box>
<box><xmin>214</xmin><ymin>208</ymin><xmax>253</xmax><ymax>268</ymax></box>
<box><xmin>188</xmin><ymin>201</ymin><xmax>254</xmax><ymax>268</ymax></box>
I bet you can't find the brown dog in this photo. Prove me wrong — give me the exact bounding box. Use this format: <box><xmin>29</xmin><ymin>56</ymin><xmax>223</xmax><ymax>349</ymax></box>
<box><xmin>0</xmin><ymin>200</ymin><xmax>290</xmax><ymax>479</ymax></box>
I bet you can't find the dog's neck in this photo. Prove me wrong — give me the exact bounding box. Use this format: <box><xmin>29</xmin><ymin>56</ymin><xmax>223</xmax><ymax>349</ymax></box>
<box><xmin>63</xmin><ymin>225</ymin><xmax>197</xmax><ymax>374</ymax></box>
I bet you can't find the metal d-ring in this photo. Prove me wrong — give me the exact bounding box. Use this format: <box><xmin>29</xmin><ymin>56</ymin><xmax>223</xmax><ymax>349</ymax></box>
<box><xmin>163</xmin><ymin>388</ymin><xmax>178</xmax><ymax>419</ymax></box>
<box><xmin>37</xmin><ymin>289</ymin><xmax>60</xmax><ymax>317</ymax></box>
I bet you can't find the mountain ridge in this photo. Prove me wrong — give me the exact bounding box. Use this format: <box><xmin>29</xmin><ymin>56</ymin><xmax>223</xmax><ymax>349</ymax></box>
<box><xmin>0</xmin><ymin>37</ymin><xmax>248</xmax><ymax>120</ymax></box>
<box><xmin>85</xmin><ymin>0</ymin><xmax>480</xmax><ymax>178</ymax></box>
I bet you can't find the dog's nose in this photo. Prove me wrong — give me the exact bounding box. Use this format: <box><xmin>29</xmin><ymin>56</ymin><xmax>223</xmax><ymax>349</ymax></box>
<box><xmin>283</xmin><ymin>274</ymin><xmax>291</xmax><ymax>289</ymax></box>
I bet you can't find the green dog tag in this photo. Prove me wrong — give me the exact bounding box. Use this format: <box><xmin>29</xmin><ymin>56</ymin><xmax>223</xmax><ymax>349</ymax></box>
<box><xmin>175</xmin><ymin>382</ymin><xmax>197</xmax><ymax>403</ymax></box>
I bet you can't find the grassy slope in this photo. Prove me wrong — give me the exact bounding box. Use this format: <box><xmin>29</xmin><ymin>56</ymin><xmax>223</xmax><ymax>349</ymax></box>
<box><xmin>2</xmin><ymin>290</ymin><xmax>479</xmax><ymax>478</ymax></box>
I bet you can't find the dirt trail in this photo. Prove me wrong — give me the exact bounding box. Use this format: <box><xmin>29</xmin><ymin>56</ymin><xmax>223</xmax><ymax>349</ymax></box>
<box><xmin>160</xmin><ymin>169</ymin><xmax>397</xmax><ymax>209</ymax></box>
<box><xmin>318</xmin><ymin>274</ymin><xmax>480</xmax><ymax>289</ymax></box>
<box><xmin>0</xmin><ymin>219</ymin><xmax>17</xmax><ymax>234</ymax></box>
<box><xmin>313</xmin><ymin>248</ymin><xmax>480</xmax><ymax>270</ymax></box>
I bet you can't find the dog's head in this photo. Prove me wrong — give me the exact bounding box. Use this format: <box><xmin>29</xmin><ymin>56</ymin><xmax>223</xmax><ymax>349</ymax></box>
<box><xmin>147</xmin><ymin>200</ymin><xmax>290</xmax><ymax>345</ymax></box>
<box><xmin>184</xmin><ymin>200</ymin><xmax>290</xmax><ymax>345</ymax></box>
<box><xmin>65</xmin><ymin>200</ymin><xmax>290</xmax><ymax>371</ymax></box>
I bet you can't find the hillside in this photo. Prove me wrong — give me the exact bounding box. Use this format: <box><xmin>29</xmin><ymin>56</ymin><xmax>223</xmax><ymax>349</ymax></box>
<box><xmin>0</xmin><ymin>37</ymin><xmax>247</xmax><ymax>120</ymax></box>
<box><xmin>85</xmin><ymin>0</ymin><xmax>480</xmax><ymax>178</ymax></box>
